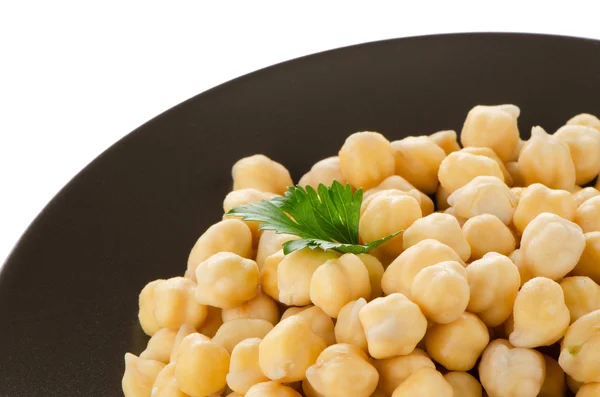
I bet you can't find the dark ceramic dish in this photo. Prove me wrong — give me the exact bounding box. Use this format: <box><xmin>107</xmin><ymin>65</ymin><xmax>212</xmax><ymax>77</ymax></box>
<box><xmin>1</xmin><ymin>33</ymin><xmax>599</xmax><ymax>396</ymax></box>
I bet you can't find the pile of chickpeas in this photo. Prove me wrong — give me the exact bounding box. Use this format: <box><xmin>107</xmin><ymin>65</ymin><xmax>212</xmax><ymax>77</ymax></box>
<box><xmin>122</xmin><ymin>106</ymin><xmax>600</xmax><ymax>397</ymax></box>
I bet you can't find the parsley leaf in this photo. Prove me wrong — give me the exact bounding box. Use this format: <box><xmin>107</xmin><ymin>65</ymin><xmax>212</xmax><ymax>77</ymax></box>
<box><xmin>226</xmin><ymin>181</ymin><xmax>402</xmax><ymax>254</ymax></box>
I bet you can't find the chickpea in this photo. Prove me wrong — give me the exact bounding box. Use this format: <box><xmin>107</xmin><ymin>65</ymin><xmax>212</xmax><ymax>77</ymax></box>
<box><xmin>520</xmin><ymin>212</ymin><xmax>585</xmax><ymax>280</ymax></box>
<box><xmin>289</xmin><ymin>305</ymin><xmax>336</xmax><ymax>346</ymax></box>
<box><xmin>576</xmin><ymin>196</ymin><xmax>600</xmax><ymax>233</ymax></box>
<box><xmin>447</xmin><ymin>176</ymin><xmax>516</xmax><ymax>225</ymax></box>
<box><xmin>391</xmin><ymin>136</ymin><xmax>446</xmax><ymax>194</ymax></box>
<box><xmin>411</xmin><ymin>261</ymin><xmax>469</xmax><ymax>324</ymax></box>
<box><xmin>226</xmin><ymin>338</ymin><xmax>269</xmax><ymax>394</ymax></box>
<box><xmin>512</xmin><ymin>183</ymin><xmax>577</xmax><ymax>233</ymax></box>
<box><xmin>339</xmin><ymin>131</ymin><xmax>396</xmax><ymax>190</ymax></box>
<box><xmin>170</xmin><ymin>324</ymin><xmax>196</xmax><ymax>363</ymax></box>
<box><xmin>381</xmin><ymin>239</ymin><xmax>464</xmax><ymax>298</ymax></box>
<box><xmin>365</xmin><ymin>175</ymin><xmax>434</xmax><ymax>216</ymax></box>
<box><xmin>572</xmin><ymin>232</ymin><xmax>600</xmax><ymax>283</ymax></box>
<box><xmin>554</xmin><ymin>124</ymin><xmax>600</xmax><ymax>184</ymax></box>
<box><xmin>198</xmin><ymin>306</ymin><xmax>222</xmax><ymax>338</ymax></box>
<box><xmin>151</xmin><ymin>277</ymin><xmax>208</xmax><ymax>330</ymax></box>
<box><xmin>558</xmin><ymin>309</ymin><xmax>600</xmax><ymax>383</ymax></box>
<box><xmin>186</xmin><ymin>219</ymin><xmax>253</xmax><ymax>281</ymax></box>
<box><xmin>305</xmin><ymin>344</ymin><xmax>379</xmax><ymax>397</ymax></box>
<box><xmin>425</xmin><ymin>312</ymin><xmax>489</xmax><ymax>370</ymax></box>
<box><xmin>280</xmin><ymin>306</ymin><xmax>307</xmax><ymax>321</ymax></box>
<box><xmin>390</xmin><ymin>367</ymin><xmax>453</xmax><ymax>397</ymax></box>
<box><xmin>436</xmin><ymin>184</ymin><xmax>451</xmax><ymax>211</ymax></box>
<box><xmin>212</xmin><ymin>318</ymin><xmax>274</xmax><ymax>353</ymax></box>
<box><xmin>466</xmin><ymin>253</ymin><xmax>520</xmax><ymax>327</ymax></box>
<box><xmin>560</xmin><ymin>277</ymin><xmax>600</xmax><ymax>324</ymax></box>
<box><xmin>479</xmin><ymin>339</ymin><xmax>545</xmax><ymax>397</ymax></box>
<box><xmin>510</xmin><ymin>186</ymin><xmax>524</xmax><ymax>203</ymax></box>
<box><xmin>373</xmin><ymin>348</ymin><xmax>435</xmax><ymax>395</ymax></box>
<box><xmin>175</xmin><ymin>333</ymin><xmax>230</xmax><ymax>397</ymax></box>
<box><xmin>298</xmin><ymin>156</ymin><xmax>347</xmax><ymax>188</ymax></box>
<box><xmin>505</xmin><ymin>161</ymin><xmax>525</xmax><ymax>187</ymax></box>
<box><xmin>358</xmin><ymin>293</ymin><xmax>427</xmax><ymax>359</ymax></box>
<box><xmin>151</xmin><ymin>362</ymin><xmax>188</xmax><ymax>397</ymax></box>
<box><xmin>518</xmin><ymin>126</ymin><xmax>576</xmax><ymax>190</ymax></box>
<box><xmin>573</xmin><ymin>187</ymin><xmax>600</xmax><ymax>207</ymax></box>
<box><xmin>460</xmin><ymin>104</ymin><xmax>520</xmax><ymax>162</ymax></box>
<box><xmin>310</xmin><ymin>253</ymin><xmax>371</xmax><ymax>318</ymax></box>
<box><xmin>255</xmin><ymin>230</ymin><xmax>297</xmax><ymax>269</ymax></box>
<box><xmin>567</xmin><ymin>113</ymin><xmax>600</xmax><ymax>131</ymax></box>
<box><xmin>261</xmin><ymin>250</ymin><xmax>285</xmax><ymax>300</ymax></box>
<box><xmin>402</xmin><ymin>213</ymin><xmax>471</xmax><ymax>261</ymax></box>
<box><xmin>538</xmin><ymin>355</ymin><xmax>566</xmax><ymax>397</ymax></box>
<box><xmin>259</xmin><ymin>316</ymin><xmax>327</xmax><ymax>382</ymax></box>
<box><xmin>359</xmin><ymin>190</ymin><xmax>422</xmax><ymax>257</ymax></box>
<box><xmin>461</xmin><ymin>147</ymin><xmax>514</xmax><ymax>186</ymax></box>
<box><xmin>245</xmin><ymin>381</ymin><xmax>302</xmax><ymax>397</ymax></box>
<box><xmin>278</xmin><ymin>249</ymin><xmax>338</xmax><ymax>306</ymax></box>
<box><xmin>335</xmin><ymin>299</ymin><xmax>368</xmax><ymax>352</ymax></box>
<box><xmin>195</xmin><ymin>252</ymin><xmax>259</xmax><ymax>309</ymax></box>
<box><xmin>430</xmin><ymin>129</ymin><xmax>461</xmax><ymax>154</ymax></box>
<box><xmin>510</xmin><ymin>277</ymin><xmax>570</xmax><ymax>348</ymax></box>
<box><xmin>438</xmin><ymin>151</ymin><xmax>505</xmax><ymax>194</ymax></box>
<box><xmin>232</xmin><ymin>154</ymin><xmax>293</xmax><ymax>195</ymax></box>
<box><xmin>301</xmin><ymin>379</ymin><xmax>324</xmax><ymax>397</ymax></box>
<box><xmin>223</xmin><ymin>188</ymin><xmax>278</xmax><ymax>246</ymax></box>
<box><xmin>443</xmin><ymin>206</ymin><xmax>468</xmax><ymax>226</ymax></box>
<box><xmin>357</xmin><ymin>254</ymin><xmax>385</xmax><ymax>300</ymax></box>
<box><xmin>462</xmin><ymin>214</ymin><xmax>516</xmax><ymax>259</ymax></box>
<box><xmin>139</xmin><ymin>279</ymin><xmax>164</xmax><ymax>336</ymax></box>
<box><xmin>122</xmin><ymin>353</ymin><xmax>165</xmax><ymax>397</ymax></box>
<box><xmin>509</xmin><ymin>249</ymin><xmax>532</xmax><ymax>286</ymax></box>
<box><xmin>578</xmin><ymin>383</ymin><xmax>600</xmax><ymax>397</ymax></box>
<box><xmin>567</xmin><ymin>375</ymin><xmax>583</xmax><ymax>394</ymax></box>
<box><xmin>443</xmin><ymin>372</ymin><xmax>482</xmax><ymax>397</ymax></box>
<box><xmin>140</xmin><ymin>328</ymin><xmax>177</xmax><ymax>363</ymax></box>
<box><xmin>222</xmin><ymin>288</ymin><xmax>280</xmax><ymax>325</ymax></box>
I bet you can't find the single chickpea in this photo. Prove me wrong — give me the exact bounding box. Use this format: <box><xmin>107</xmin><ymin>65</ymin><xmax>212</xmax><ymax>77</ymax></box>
<box><xmin>301</xmin><ymin>379</ymin><xmax>324</xmax><ymax>397</ymax></box>
<box><xmin>222</xmin><ymin>288</ymin><xmax>280</xmax><ymax>325</ymax></box>
<box><xmin>289</xmin><ymin>305</ymin><xmax>336</xmax><ymax>346</ymax></box>
<box><xmin>461</xmin><ymin>146</ymin><xmax>514</xmax><ymax>186</ymax></box>
<box><xmin>518</xmin><ymin>126</ymin><xmax>576</xmax><ymax>190</ymax></box>
<box><xmin>572</xmin><ymin>232</ymin><xmax>600</xmax><ymax>283</ymax></box>
<box><xmin>466</xmin><ymin>253</ymin><xmax>521</xmax><ymax>327</ymax></box>
<box><xmin>436</xmin><ymin>184</ymin><xmax>451</xmax><ymax>211</ymax></box>
<box><xmin>509</xmin><ymin>249</ymin><xmax>532</xmax><ymax>286</ymax></box>
<box><xmin>573</xmin><ymin>187</ymin><xmax>600</xmax><ymax>207</ymax></box>
<box><xmin>578</xmin><ymin>383</ymin><xmax>600</xmax><ymax>397</ymax></box>
<box><xmin>512</xmin><ymin>183</ymin><xmax>577</xmax><ymax>233</ymax></box>
<box><xmin>357</xmin><ymin>254</ymin><xmax>385</xmax><ymax>300</ymax></box>
<box><xmin>443</xmin><ymin>372</ymin><xmax>482</xmax><ymax>397</ymax></box>
<box><xmin>245</xmin><ymin>381</ymin><xmax>302</xmax><ymax>397</ymax></box>
<box><xmin>226</xmin><ymin>338</ymin><xmax>270</xmax><ymax>394</ymax></box>
<box><xmin>411</xmin><ymin>261</ymin><xmax>470</xmax><ymax>324</ymax></box>
<box><xmin>462</xmin><ymin>214</ymin><xmax>516</xmax><ymax>259</ymax></box>
<box><xmin>479</xmin><ymin>339</ymin><xmax>545</xmax><ymax>397</ymax></box>
<box><xmin>140</xmin><ymin>328</ymin><xmax>177</xmax><ymax>363</ymax></box>
<box><xmin>509</xmin><ymin>137</ymin><xmax>526</xmax><ymax>162</ymax></box>
<box><xmin>567</xmin><ymin>113</ymin><xmax>600</xmax><ymax>131</ymax></box>
<box><xmin>261</xmin><ymin>250</ymin><xmax>285</xmax><ymax>301</ymax></box>
<box><xmin>576</xmin><ymin>196</ymin><xmax>600</xmax><ymax>233</ymax></box>
<box><xmin>122</xmin><ymin>353</ymin><xmax>165</xmax><ymax>397</ymax></box>
<box><xmin>195</xmin><ymin>252</ymin><xmax>259</xmax><ymax>309</ymax></box>
<box><xmin>447</xmin><ymin>176</ymin><xmax>517</xmax><ymax>225</ymax></box>
<box><xmin>152</xmin><ymin>277</ymin><xmax>208</xmax><ymax>330</ymax></box>
<box><xmin>277</xmin><ymin>249</ymin><xmax>339</xmax><ymax>306</ymax></box>
<box><xmin>402</xmin><ymin>213</ymin><xmax>471</xmax><ymax>261</ymax></box>
<box><xmin>305</xmin><ymin>343</ymin><xmax>379</xmax><ymax>397</ymax></box>
<box><xmin>232</xmin><ymin>154</ymin><xmax>293</xmax><ymax>195</ymax></box>
<box><xmin>255</xmin><ymin>230</ymin><xmax>297</xmax><ymax>269</ymax></box>
<box><xmin>310</xmin><ymin>253</ymin><xmax>371</xmax><ymax>318</ymax></box>
<box><xmin>223</xmin><ymin>188</ymin><xmax>278</xmax><ymax>246</ymax></box>
<box><xmin>510</xmin><ymin>277</ymin><xmax>570</xmax><ymax>348</ymax></box>
<box><xmin>538</xmin><ymin>355</ymin><xmax>566</xmax><ymax>397</ymax></box>
<box><xmin>186</xmin><ymin>219</ymin><xmax>253</xmax><ymax>281</ymax></box>
<box><xmin>438</xmin><ymin>151</ymin><xmax>505</xmax><ymax>194</ymax></box>
<box><xmin>510</xmin><ymin>186</ymin><xmax>524</xmax><ymax>203</ymax></box>
<box><xmin>554</xmin><ymin>124</ymin><xmax>600</xmax><ymax>185</ymax></box>
<box><xmin>175</xmin><ymin>333</ymin><xmax>230</xmax><ymax>397</ymax></box>
<box><xmin>364</xmin><ymin>175</ymin><xmax>434</xmax><ymax>216</ymax></box>
<box><xmin>358</xmin><ymin>293</ymin><xmax>427</xmax><ymax>359</ymax></box>
<box><xmin>560</xmin><ymin>277</ymin><xmax>600</xmax><ymax>324</ymax></box>
<box><xmin>280</xmin><ymin>306</ymin><xmax>308</xmax><ymax>321</ymax></box>
<box><xmin>170</xmin><ymin>324</ymin><xmax>196</xmax><ymax>363</ymax></box>
<box><xmin>558</xmin><ymin>309</ymin><xmax>600</xmax><ymax>383</ymax></box>
<box><xmin>298</xmin><ymin>156</ymin><xmax>347</xmax><ymax>188</ymax></box>
<box><xmin>430</xmin><ymin>129</ymin><xmax>461</xmax><ymax>154</ymax></box>
<box><xmin>520</xmin><ymin>212</ymin><xmax>585</xmax><ymax>280</ymax></box>
<box><xmin>151</xmin><ymin>362</ymin><xmax>188</xmax><ymax>397</ymax></box>
<box><xmin>425</xmin><ymin>312</ymin><xmax>489</xmax><ymax>371</ymax></box>
<box><xmin>391</xmin><ymin>136</ymin><xmax>446</xmax><ymax>194</ymax></box>
<box><xmin>359</xmin><ymin>190</ymin><xmax>422</xmax><ymax>257</ymax></box>
<box><xmin>139</xmin><ymin>280</ymin><xmax>164</xmax><ymax>336</ymax></box>
<box><xmin>335</xmin><ymin>299</ymin><xmax>368</xmax><ymax>352</ymax></box>
<box><xmin>443</xmin><ymin>206</ymin><xmax>468</xmax><ymax>227</ymax></box>
<box><xmin>460</xmin><ymin>104</ymin><xmax>520</xmax><ymax>162</ymax></box>
<box><xmin>212</xmin><ymin>318</ymin><xmax>274</xmax><ymax>353</ymax></box>
<box><xmin>373</xmin><ymin>348</ymin><xmax>435</xmax><ymax>395</ymax></box>
<box><xmin>198</xmin><ymin>305</ymin><xmax>223</xmax><ymax>338</ymax></box>
<box><xmin>258</xmin><ymin>316</ymin><xmax>327</xmax><ymax>382</ymax></box>
<box><xmin>505</xmin><ymin>161</ymin><xmax>525</xmax><ymax>187</ymax></box>
<box><xmin>338</xmin><ymin>131</ymin><xmax>396</xmax><ymax>190</ymax></box>
<box><xmin>381</xmin><ymin>239</ymin><xmax>464</xmax><ymax>298</ymax></box>
<box><xmin>390</xmin><ymin>367</ymin><xmax>453</xmax><ymax>397</ymax></box>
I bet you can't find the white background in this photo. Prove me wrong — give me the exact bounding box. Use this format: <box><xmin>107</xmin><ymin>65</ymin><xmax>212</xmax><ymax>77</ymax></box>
<box><xmin>1</xmin><ymin>1</ymin><xmax>600</xmax><ymax>265</ymax></box>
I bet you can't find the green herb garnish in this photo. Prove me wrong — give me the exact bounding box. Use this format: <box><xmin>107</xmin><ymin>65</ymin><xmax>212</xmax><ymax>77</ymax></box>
<box><xmin>226</xmin><ymin>181</ymin><xmax>402</xmax><ymax>255</ymax></box>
